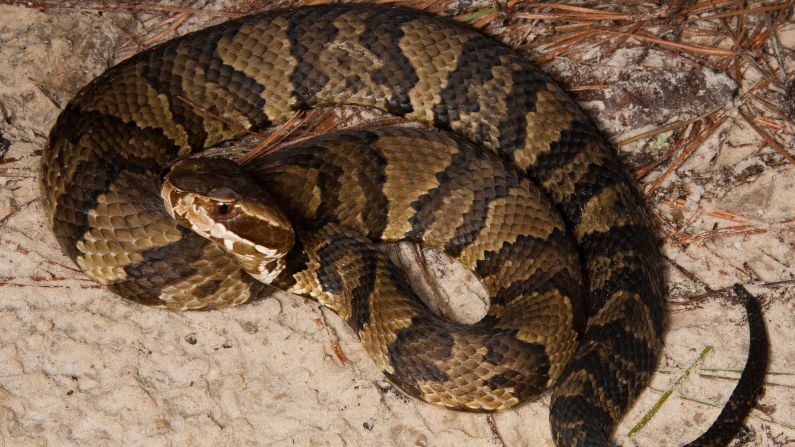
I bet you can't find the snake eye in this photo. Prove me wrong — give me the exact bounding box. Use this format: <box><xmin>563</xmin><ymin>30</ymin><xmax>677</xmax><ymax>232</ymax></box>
<box><xmin>214</xmin><ymin>202</ymin><xmax>233</xmax><ymax>216</ymax></box>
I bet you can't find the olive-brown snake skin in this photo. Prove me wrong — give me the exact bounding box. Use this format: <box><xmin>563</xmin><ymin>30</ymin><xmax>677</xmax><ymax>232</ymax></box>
<box><xmin>40</xmin><ymin>5</ymin><xmax>767</xmax><ymax>446</ymax></box>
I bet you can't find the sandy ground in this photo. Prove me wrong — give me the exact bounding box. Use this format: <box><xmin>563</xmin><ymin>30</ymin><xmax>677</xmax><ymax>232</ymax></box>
<box><xmin>0</xmin><ymin>1</ymin><xmax>793</xmax><ymax>446</ymax></box>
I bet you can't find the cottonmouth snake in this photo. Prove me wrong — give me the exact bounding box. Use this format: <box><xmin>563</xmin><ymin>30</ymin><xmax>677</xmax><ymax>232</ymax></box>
<box><xmin>40</xmin><ymin>4</ymin><xmax>767</xmax><ymax>446</ymax></box>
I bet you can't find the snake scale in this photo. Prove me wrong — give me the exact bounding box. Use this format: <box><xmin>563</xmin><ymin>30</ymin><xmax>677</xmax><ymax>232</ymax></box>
<box><xmin>40</xmin><ymin>4</ymin><xmax>767</xmax><ymax>446</ymax></box>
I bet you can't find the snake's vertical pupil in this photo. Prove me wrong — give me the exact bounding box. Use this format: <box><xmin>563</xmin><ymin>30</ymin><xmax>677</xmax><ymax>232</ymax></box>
<box><xmin>216</xmin><ymin>203</ymin><xmax>230</xmax><ymax>215</ymax></box>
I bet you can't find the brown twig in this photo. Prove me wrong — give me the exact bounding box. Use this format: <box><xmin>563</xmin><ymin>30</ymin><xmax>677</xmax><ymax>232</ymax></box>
<box><xmin>236</xmin><ymin>110</ymin><xmax>309</xmax><ymax>165</ymax></box>
<box><xmin>645</xmin><ymin>114</ymin><xmax>727</xmax><ymax>195</ymax></box>
<box><xmin>693</xmin><ymin>4</ymin><xmax>795</xmax><ymax>21</ymax></box>
<box><xmin>738</xmin><ymin>106</ymin><xmax>795</xmax><ymax>165</ymax></box>
<box><xmin>175</xmin><ymin>95</ymin><xmax>269</xmax><ymax>140</ymax></box>
<box><xmin>19</xmin><ymin>1</ymin><xmax>243</xmax><ymax>18</ymax></box>
<box><xmin>142</xmin><ymin>11</ymin><xmax>190</xmax><ymax>46</ymax></box>
<box><xmin>592</xmin><ymin>27</ymin><xmax>737</xmax><ymax>57</ymax></box>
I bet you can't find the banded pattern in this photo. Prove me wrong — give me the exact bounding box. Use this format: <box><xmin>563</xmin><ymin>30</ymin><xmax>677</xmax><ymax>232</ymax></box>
<box><xmin>245</xmin><ymin>127</ymin><xmax>585</xmax><ymax>409</ymax></box>
<box><xmin>40</xmin><ymin>4</ymin><xmax>758</xmax><ymax>446</ymax></box>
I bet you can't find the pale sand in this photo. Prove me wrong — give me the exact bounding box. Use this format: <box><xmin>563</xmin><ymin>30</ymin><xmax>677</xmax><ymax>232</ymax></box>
<box><xmin>0</xmin><ymin>3</ymin><xmax>792</xmax><ymax>446</ymax></box>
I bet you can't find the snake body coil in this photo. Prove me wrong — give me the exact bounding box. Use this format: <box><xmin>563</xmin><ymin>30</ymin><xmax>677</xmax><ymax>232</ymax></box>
<box><xmin>41</xmin><ymin>5</ymin><xmax>763</xmax><ymax>446</ymax></box>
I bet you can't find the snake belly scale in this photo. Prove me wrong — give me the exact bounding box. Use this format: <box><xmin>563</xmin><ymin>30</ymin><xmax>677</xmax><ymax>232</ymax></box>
<box><xmin>40</xmin><ymin>5</ymin><xmax>670</xmax><ymax>446</ymax></box>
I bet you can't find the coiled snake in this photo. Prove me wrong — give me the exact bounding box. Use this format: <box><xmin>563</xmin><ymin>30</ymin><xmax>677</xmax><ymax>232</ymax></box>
<box><xmin>40</xmin><ymin>5</ymin><xmax>767</xmax><ymax>446</ymax></box>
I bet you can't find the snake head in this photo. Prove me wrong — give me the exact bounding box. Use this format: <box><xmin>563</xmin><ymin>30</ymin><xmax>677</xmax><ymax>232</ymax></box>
<box><xmin>161</xmin><ymin>157</ymin><xmax>295</xmax><ymax>284</ymax></box>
